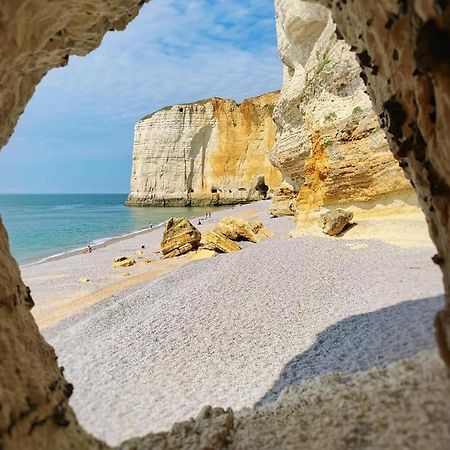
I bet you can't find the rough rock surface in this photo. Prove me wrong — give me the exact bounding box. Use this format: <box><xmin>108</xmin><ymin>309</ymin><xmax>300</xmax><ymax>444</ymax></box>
<box><xmin>126</xmin><ymin>93</ymin><xmax>282</xmax><ymax>206</ymax></box>
<box><xmin>320</xmin><ymin>209</ymin><xmax>354</xmax><ymax>236</ymax></box>
<box><xmin>270</xmin><ymin>185</ymin><xmax>297</xmax><ymax>217</ymax></box>
<box><xmin>312</xmin><ymin>0</ymin><xmax>450</xmax><ymax>369</ymax></box>
<box><xmin>213</xmin><ymin>217</ymin><xmax>259</xmax><ymax>243</ymax></box>
<box><xmin>0</xmin><ymin>219</ymin><xmax>106</xmax><ymax>450</ymax></box>
<box><xmin>248</xmin><ymin>221</ymin><xmax>272</xmax><ymax>239</ymax></box>
<box><xmin>160</xmin><ymin>218</ymin><xmax>201</xmax><ymax>259</ymax></box>
<box><xmin>116</xmin><ymin>350</ymin><xmax>450</xmax><ymax>450</ymax></box>
<box><xmin>269</xmin><ymin>0</ymin><xmax>413</xmax><ymax>218</ymax></box>
<box><xmin>0</xmin><ymin>1</ymin><xmax>149</xmax><ymax>448</ymax></box>
<box><xmin>204</xmin><ymin>231</ymin><xmax>241</xmax><ymax>254</ymax></box>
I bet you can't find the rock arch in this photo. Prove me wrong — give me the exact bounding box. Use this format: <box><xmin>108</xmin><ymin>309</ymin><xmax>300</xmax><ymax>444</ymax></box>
<box><xmin>0</xmin><ymin>0</ymin><xmax>449</xmax><ymax>448</ymax></box>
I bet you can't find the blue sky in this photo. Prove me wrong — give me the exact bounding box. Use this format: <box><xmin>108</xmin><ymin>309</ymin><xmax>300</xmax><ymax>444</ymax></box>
<box><xmin>0</xmin><ymin>0</ymin><xmax>282</xmax><ymax>194</ymax></box>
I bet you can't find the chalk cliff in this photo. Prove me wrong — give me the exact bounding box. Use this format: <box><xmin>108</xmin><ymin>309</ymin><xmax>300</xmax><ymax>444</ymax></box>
<box><xmin>126</xmin><ymin>92</ymin><xmax>282</xmax><ymax>207</ymax></box>
<box><xmin>269</xmin><ymin>0</ymin><xmax>414</xmax><ymax>218</ymax></box>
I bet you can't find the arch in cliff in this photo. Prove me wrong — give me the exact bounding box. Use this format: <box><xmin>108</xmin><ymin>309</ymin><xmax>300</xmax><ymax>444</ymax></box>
<box><xmin>0</xmin><ymin>0</ymin><xmax>449</xmax><ymax>448</ymax></box>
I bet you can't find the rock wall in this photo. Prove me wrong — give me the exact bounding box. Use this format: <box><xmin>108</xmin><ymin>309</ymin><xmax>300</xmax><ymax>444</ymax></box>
<box><xmin>0</xmin><ymin>1</ymin><xmax>147</xmax><ymax>449</ymax></box>
<box><xmin>313</xmin><ymin>0</ymin><xmax>450</xmax><ymax>369</ymax></box>
<box><xmin>126</xmin><ymin>93</ymin><xmax>282</xmax><ymax>207</ymax></box>
<box><xmin>269</xmin><ymin>0</ymin><xmax>414</xmax><ymax>218</ymax></box>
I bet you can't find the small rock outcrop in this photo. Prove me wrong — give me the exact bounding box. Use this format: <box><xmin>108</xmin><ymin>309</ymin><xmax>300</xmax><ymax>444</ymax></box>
<box><xmin>270</xmin><ymin>185</ymin><xmax>297</xmax><ymax>217</ymax></box>
<box><xmin>161</xmin><ymin>218</ymin><xmax>201</xmax><ymax>259</ymax></box>
<box><xmin>126</xmin><ymin>92</ymin><xmax>282</xmax><ymax>207</ymax></box>
<box><xmin>213</xmin><ymin>217</ymin><xmax>259</xmax><ymax>243</ymax></box>
<box><xmin>270</xmin><ymin>0</ymin><xmax>414</xmax><ymax>219</ymax></box>
<box><xmin>320</xmin><ymin>209</ymin><xmax>354</xmax><ymax>236</ymax></box>
<box><xmin>113</xmin><ymin>257</ymin><xmax>136</xmax><ymax>268</ymax></box>
<box><xmin>204</xmin><ymin>231</ymin><xmax>241</xmax><ymax>254</ymax></box>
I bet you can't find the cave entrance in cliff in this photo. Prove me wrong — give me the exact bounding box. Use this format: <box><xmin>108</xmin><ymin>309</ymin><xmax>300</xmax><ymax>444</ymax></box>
<box><xmin>254</xmin><ymin>175</ymin><xmax>269</xmax><ymax>198</ymax></box>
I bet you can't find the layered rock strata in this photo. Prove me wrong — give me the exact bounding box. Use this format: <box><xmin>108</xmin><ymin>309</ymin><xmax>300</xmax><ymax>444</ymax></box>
<box><xmin>269</xmin><ymin>0</ymin><xmax>414</xmax><ymax>219</ymax></box>
<box><xmin>160</xmin><ymin>218</ymin><xmax>201</xmax><ymax>259</ymax></box>
<box><xmin>313</xmin><ymin>0</ymin><xmax>450</xmax><ymax>364</ymax></box>
<box><xmin>126</xmin><ymin>93</ymin><xmax>282</xmax><ymax>206</ymax></box>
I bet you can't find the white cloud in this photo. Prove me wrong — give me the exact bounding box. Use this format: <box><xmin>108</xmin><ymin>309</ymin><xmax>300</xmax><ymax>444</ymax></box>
<box><xmin>35</xmin><ymin>0</ymin><xmax>281</xmax><ymax>124</ymax></box>
<box><xmin>0</xmin><ymin>0</ymin><xmax>282</xmax><ymax>192</ymax></box>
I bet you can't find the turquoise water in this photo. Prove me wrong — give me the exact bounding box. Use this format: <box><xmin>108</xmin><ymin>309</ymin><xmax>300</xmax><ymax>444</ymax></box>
<box><xmin>0</xmin><ymin>194</ymin><xmax>217</xmax><ymax>264</ymax></box>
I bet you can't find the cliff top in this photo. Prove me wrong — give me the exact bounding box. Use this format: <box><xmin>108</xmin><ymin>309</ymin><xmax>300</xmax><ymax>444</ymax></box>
<box><xmin>138</xmin><ymin>90</ymin><xmax>280</xmax><ymax>123</ymax></box>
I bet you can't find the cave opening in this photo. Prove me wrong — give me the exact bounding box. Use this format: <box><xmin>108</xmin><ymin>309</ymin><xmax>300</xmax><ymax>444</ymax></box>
<box><xmin>1</xmin><ymin>0</ymin><xmax>450</xmax><ymax>449</ymax></box>
<box><xmin>254</xmin><ymin>175</ymin><xmax>269</xmax><ymax>198</ymax></box>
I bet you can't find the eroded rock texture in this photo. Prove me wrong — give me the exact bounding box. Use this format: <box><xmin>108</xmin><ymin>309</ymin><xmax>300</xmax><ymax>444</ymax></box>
<box><xmin>0</xmin><ymin>0</ymin><xmax>147</xmax><ymax>150</ymax></box>
<box><xmin>0</xmin><ymin>220</ymin><xmax>106</xmax><ymax>450</ymax></box>
<box><xmin>161</xmin><ymin>218</ymin><xmax>201</xmax><ymax>259</ymax></box>
<box><xmin>313</xmin><ymin>0</ymin><xmax>450</xmax><ymax>368</ymax></box>
<box><xmin>118</xmin><ymin>350</ymin><xmax>450</xmax><ymax>450</ymax></box>
<box><xmin>126</xmin><ymin>93</ymin><xmax>282</xmax><ymax>206</ymax></box>
<box><xmin>270</xmin><ymin>0</ymin><xmax>414</xmax><ymax>217</ymax></box>
<box><xmin>0</xmin><ymin>1</ymin><xmax>147</xmax><ymax>449</ymax></box>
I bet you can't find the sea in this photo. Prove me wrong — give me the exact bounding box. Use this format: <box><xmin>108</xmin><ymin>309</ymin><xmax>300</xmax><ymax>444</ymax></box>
<box><xmin>0</xmin><ymin>194</ymin><xmax>218</xmax><ymax>265</ymax></box>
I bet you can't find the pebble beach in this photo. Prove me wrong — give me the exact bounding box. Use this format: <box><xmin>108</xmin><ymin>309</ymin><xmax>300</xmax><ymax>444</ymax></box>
<box><xmin>20</xmin><ymin>200</ymin><xmax>445</xmax><ymax>445</ymax></box>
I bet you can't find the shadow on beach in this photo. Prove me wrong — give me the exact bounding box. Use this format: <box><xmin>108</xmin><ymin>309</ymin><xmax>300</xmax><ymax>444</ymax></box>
<box><xmin>256</xmin><ymin>295</ymin><xmax>443</xmax><ymax>407</ymax></box>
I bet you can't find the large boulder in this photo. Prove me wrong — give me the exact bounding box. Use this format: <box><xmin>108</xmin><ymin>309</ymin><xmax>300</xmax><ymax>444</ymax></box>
<box><xmin>213</xmin><ymin>217</ymin><xmax>259</xmax><ymax>243</ymax></box>
<box><xmin>161</xmin><ymin>218</ymin><xmax>201</xmax><ymax>258</ymax></box>
<box><xmin>204</xmin><ymin>231</ymin><xmax>241</xmax><ymax>253</ymax></box>
<box><xmin>320</xmin><ymin>209</ymin><xmax>354</xmax><ymax>236</ymax></box>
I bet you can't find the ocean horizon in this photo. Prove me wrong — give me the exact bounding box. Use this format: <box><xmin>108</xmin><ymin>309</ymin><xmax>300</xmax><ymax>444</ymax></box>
<box><xmin>0</xmin><ymin>193</ymin><xmax>218</xmax><ymax>264</ymax></box>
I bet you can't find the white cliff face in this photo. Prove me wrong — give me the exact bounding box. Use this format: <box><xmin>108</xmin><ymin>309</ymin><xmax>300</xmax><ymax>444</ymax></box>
<box><xmin>270</xmin><ymin>0</ymin><xmax>413</xmax><ymax>216</ymax></box>
<box><xmin>126</xmin><ymin>93</ymin><xmax>282</xmax><ymax>206</ymax></box>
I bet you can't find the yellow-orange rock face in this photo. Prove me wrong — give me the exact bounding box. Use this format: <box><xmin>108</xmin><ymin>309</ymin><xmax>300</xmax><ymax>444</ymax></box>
<box><xmin>126</xmin><ymin>93</ymin><xmax>282</xmax><ymax>206</ymax></box>
<box><xmin>269</xmin><ymin>0</ymin><xmax>414</xmax><ymax>218</ymax></box>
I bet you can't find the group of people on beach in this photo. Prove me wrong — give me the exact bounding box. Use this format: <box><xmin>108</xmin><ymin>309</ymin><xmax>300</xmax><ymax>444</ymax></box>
<box><xmin>198</xmin><ymin>211</ymin><xmax>212</xmax><ymax>225</ymax></box>
<box><xmin>84</xmin><ymin>211</ymin><xmax>212</xmax><ymax>253</ymax></box>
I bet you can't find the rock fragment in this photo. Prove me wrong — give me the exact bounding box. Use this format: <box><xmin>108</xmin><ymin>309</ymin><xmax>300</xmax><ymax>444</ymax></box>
<box><xmin>320</xmin><ymin>209</ymin><xmax>354</xmax><ymax>236</ymax></box>
<box><xmin>213</xmin><ymin>217</ymin><xmax>259</xmax><ymax>243</ymax></box>
<box><xmin>204</xmin><ymin>231</ymin><xmax>241</xmax><ymax>253</ymax></box>
<box><xmin>113</xmin><ymin>257</ymin><xmax>136</xmax><ymax>268</ymax></box>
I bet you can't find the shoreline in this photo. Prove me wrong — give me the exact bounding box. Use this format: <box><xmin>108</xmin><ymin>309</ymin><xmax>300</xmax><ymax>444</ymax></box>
<box><xmin>22</xmin><ymin>200</ymin><xmax>433</xmax><ymax>330</ymax></box>
<box><xmin>20</xmin><ymin>222</ymin><xmax>166</xmax><ymax>268</ymax></box>
<box><xmin>41</xmin><ymin>203</ymin><xmax>443</xmax><ymax>444</ymax></box>
<box><xmin>23</xmin><ymin>200</ymin><xmax>282</xmax><ymax>328</ymax></box>
<box><xmin>19</xmin><ymin>204</ymin><xmax>232</xmax><ymax>268</ymax></box>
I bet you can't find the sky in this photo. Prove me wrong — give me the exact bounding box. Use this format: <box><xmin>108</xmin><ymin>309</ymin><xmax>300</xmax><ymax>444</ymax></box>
<box><xmin>0</xmin><ymin>0</ymin><xmax>282</xmax><ymax>194</ymax></box>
